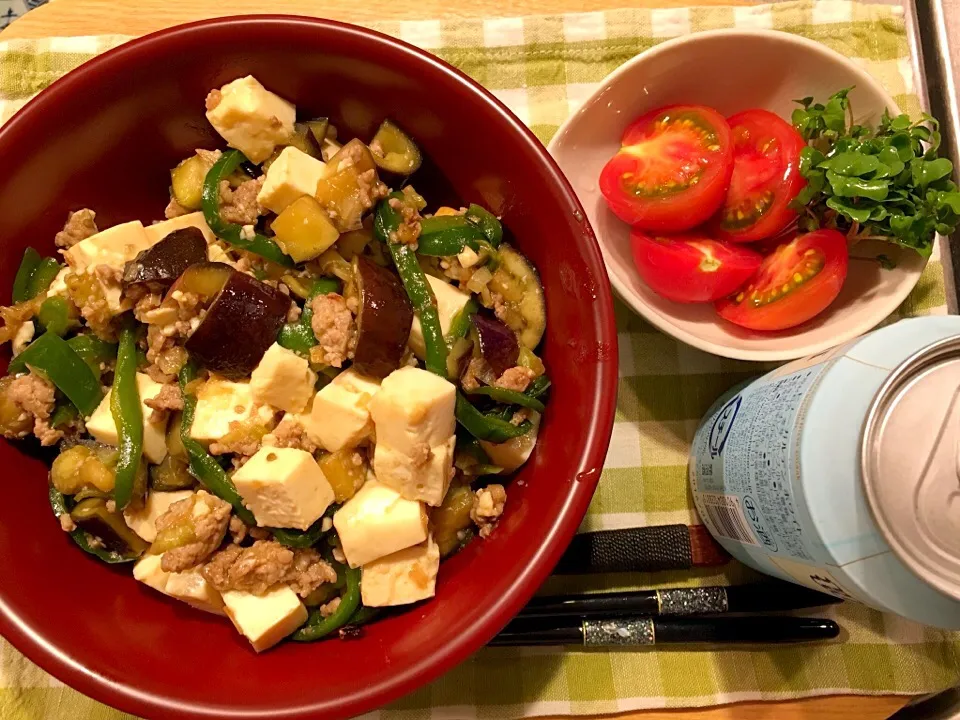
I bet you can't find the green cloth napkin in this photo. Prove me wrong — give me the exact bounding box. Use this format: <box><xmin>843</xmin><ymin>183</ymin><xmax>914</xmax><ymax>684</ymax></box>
<box><xmin>0</xmin><ymin>2</ymin><xmax>958</xmax><ymax>717</ymax></box>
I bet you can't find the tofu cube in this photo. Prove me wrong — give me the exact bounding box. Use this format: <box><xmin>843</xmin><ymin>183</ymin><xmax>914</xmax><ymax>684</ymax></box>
<box><xmin>205</xmin><ymin>76</ymin><xmax>296</xmax><ymax>164</ymax></box>
<box><xmin>123</xmin><ymin>490</ymin><xmax>194</xmax><ymax>542</ymax></box>
<box><xmin>222</xmin><ymin>586</ymin><xmax>307</xmax><ymax>653</ymax></box>
<box><xmin>232</xmin><ymin>447</ymin><xmax>335</xmax><ymax>530</ymax></box>
<box><xmin>47</xmin><ymin>267</ymin><xmax>71</xmax><ymax>298</ymax></box>
<box><xmin>302</xmin><ymin>369</ymin><xmax>380</xmax><ymax>452</ymax></box>
<box><xmin>374</xmin><ymin>435</ymin><xmax>454</xmax><ymax>506</ymax></box>
<box><xmin>333</xmin><ymin>479</ymin><xmax>428</xmax><ymax>567</ymax></box>
<box><xmin>250</xmin><ymin>343</ymin><xmax>317</xmax><ymax>414</ymax></box>
<box><xmin>63</xmin><ymin>220</ymin><xmax>153</xmax><ymax>273</ymax></box>
<box><xmin>408</xmin><ymin>275</ymin><xmax>472</xmax><ymax>358</ymax></box>
<box><xmin>133</xmin><ymin>553</ymin><xmax>225</xmax><ymax>615</ymax></box>
<box><xmin>369</xmin><ymin>367</ymin><xmax>456</xmax><ymax>454</ymax></box>
<box><xmin>361</xmin><ymin>536</ymin><xmax>440</xmax><ymax>607</ymax></box>
<box><xmin>86</xmin><ymin>373</ymin><xmax>169</xmax><ymax>463</ymax></box>
<box><xmin>257</xmin><ymin>146</ymin><xmax>328</xmax><ymax>214</ymax></box>
<box><xmin>144</xmin><ymin>211</ymin><xmax>216</xmax><ymax>246</ymax></box>
<box><xmin>189</xmin><ymin>377</ymin><xmax>276</xmax><ymax>444</ymax></box>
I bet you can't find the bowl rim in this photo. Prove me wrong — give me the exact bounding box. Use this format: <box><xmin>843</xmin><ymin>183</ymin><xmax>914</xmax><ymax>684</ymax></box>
<box><xmin>0</xmin><ymin>14</ymin><xmax>618</xmax><ymax>719</ymax></box>
<box><xmin>548</xmin><ymin>27</ymin><xmax>922</xmax><ymax>363</ymax></box>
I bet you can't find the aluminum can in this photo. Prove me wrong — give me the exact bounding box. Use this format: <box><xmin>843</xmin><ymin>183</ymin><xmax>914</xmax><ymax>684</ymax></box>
<box><xmin>689</xmin><ymin>316</ymin><xmax>960</xmax><ymax>628</ymax></box>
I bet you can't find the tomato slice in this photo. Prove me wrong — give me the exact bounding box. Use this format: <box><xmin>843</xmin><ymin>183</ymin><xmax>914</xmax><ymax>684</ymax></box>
<box><xmin>712</xmin><ymin>109</ymin><xmax>806</xmax><ymax>242</ymax></box>
<box><xmin>599</xmin><ymin>105</ymin><xmax>734</xmax><ymax>232</ymax></box>
<box><xmin>630</xmin><ymin>230</ymin><xmax>762</xmax><ymax>303</ymax></box>
<box><xmin>715</xmin><ymin>229</ymin><xmax>848</xmax><ymax>331</ymax></box>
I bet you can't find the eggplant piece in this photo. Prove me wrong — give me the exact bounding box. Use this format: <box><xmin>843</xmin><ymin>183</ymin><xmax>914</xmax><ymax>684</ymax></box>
<box><xmin>185</xmin><ymin>271</ymin><xmax>289</xmax><ymax>379</ymax></box>
<box><xmin>472</xmin><ymin>313</ymin><xmax>519</xmax><ymax>377</ymax></box>
<box><xmin>166</xmin><ymin>261</ymin><xmax>234</xmax><ymax>300</ymax></box>
<box><xmin>489</xmin><ymin>244</ymin><xmax>547</xmax><ymax>350</ymax></box>
<box><xmin>122</xmin><ymin>228</ymin><xmax>208</xmax><ymax>289</ymax></box>
<box><xmin>352</xmin><ymin>256</ymin><xmax>413</xmax><ymax>379</ymax></box>
<box><xmin>71</xmin><ymin>496</ymin><xmax>149</xmax><ymax>557</ymax></box>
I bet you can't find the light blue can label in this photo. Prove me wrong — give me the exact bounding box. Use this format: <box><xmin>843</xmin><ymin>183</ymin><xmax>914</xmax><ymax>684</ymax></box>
<box><xmin>690</xmin><ymin>316</ymin><xmax>960</xmax><ymax>628</ymax></box>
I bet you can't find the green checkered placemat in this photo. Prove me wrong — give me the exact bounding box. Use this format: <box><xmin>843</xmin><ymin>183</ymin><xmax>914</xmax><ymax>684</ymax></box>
<box><xmin>1</xmin><ymin>2</ymin><xmax>959</xmax><ymax>718</ymax></box>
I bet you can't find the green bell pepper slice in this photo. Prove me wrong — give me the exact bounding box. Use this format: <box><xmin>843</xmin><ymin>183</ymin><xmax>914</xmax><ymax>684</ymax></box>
<box><xmin>292</xmin><ymin>566</ymin><xmax>362</xmax><ymax>642</ymax></box>
<box><xmin>455</xmin><ymin>392</ymin><xmax>532</xmax><ymax>442</ymax></box>
<box><xmin>465</xmin><ymin>385</ymin><xmax>545</xmax><ymax>412</ymax></box>
<box><xmin>111</xmin><ymin>325</ymin><xmax>143</xmax><ymax>510</ymax></box>
<box><xmin>374</xmin><ymin>194</ymin><xmax>448</xmax><ymax>376</ymax></box>
<box><xmin>465</xmin><ymin>204</ymin><xmax>503</xmax><ymax>247</ymax></box>
<box><xmin>417</xmin><ymin>215</ymin><xmax>487</xmax><ymax>256</ymax></box>
<box><xmin>68</xmin><ymin>334</ymin><xmax>117</xmax><ymax>379</ymax></box>
<box><xmin>178</xmin><ymin>362</ymin><xmax>256</xmax><ymax>525</ymax></box>
<box><xmin>201</xmin><ymin>150</ymin><xmax>295</xmax><ymax>268</ymax></box>
<box><xmin>37</xmin><ymin>296</ymin><xmax>75</xmax><ymax>337</ymax></box>
<box><xmin>12</xmin><ymin>249</ymin><xmax>61</xmax><ymax>304</ymax></box>
<box><xmin>8</xmin><ymin>332</ymin><xmax>103</xmax><ymax>416</ymax></box>
<box><xmin>277</xmin><ymin>277</ymin><xmax>340</xmax><ymax>356</ymax></box>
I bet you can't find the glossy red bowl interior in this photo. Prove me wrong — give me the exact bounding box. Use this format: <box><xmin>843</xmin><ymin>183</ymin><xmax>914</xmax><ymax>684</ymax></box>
<box><xmin>0</xmin><ymin>16</ymin><xmax>617</xmax><ymax>719</ymax></box>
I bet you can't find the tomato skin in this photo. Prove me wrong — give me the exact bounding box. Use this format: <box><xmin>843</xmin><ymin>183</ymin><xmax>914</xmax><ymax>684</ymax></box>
<box><xmin>599</xmin><ymin>105</ymin><xmax>734</xmax><ymax>232</ymax></box>
<box><xmin>712</xmin><ymin>109</ymin><xmax>807</xmax><ymax>243</ymax></box>
<box><xmin>630</xmin><ymin>230</ymin><xmax>763</xmax><ymax>303</ymax></box>
<box><xmin>715</xmin><ymin>229</ymin><xmax>848</xmax><ymax>331</ymax></box>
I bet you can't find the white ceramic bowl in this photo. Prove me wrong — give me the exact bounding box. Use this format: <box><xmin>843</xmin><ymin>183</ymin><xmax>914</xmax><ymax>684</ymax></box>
<box><xmin>549</xmin><ymin>29</ymin><xmax>926</xmax><ymax>362</ymax></box>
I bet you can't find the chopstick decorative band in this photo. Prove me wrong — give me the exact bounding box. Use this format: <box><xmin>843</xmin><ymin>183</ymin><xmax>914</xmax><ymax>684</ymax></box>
<box><xmin>583</xmin><ymin>618</ymin><xmax>656</xmax><ymax>646</ymax></box>
<box><xmin>656</xmin><ymin>587</ymin><xmax>728</xmax><ymax>615</ymax></box>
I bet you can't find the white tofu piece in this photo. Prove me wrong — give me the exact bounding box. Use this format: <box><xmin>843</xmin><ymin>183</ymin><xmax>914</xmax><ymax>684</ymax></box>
<box><xmin>369</xmin><ymin>366</ymin><xmax>456</xmax><ymax>455</ymax></box>
<box><xmin>257</xmin><ymin>146</ymin><xmax>328</xmax><ymax>214</ymax></box>
<box><xmin>63</xmin><ymin>220</ymin><xmax>152</xmax><ymax>273</ymax></box>
<box><xmin>189</xmin><ymin>377</ymin><xmax>276</xmax><ymax>444</ymax></box>
<box><xmin>374</xmin><ymin>435</ymin><xmax>454</xmax><ymax>507</ymax></box>
<box><xmin>232</xmin><ymin>447</ymin><xmax>334</xmax><ymax>530</ymax></box>
<box><xmin>205</xmin><ymin>76</ymin><xmax>296</xmax><ymax>164</ymax></box>
<box><xmin>333</xmin><ymin>480</ymin><xmax>428</xmax><ymax>567</ymax></box>
<box><xmin>457</xmin><ymin>246</ymin><xmax>480</xmax><ymax>268</ymax></box>
<box><xmin>302</xmin><ymin>369</ymin><xmax>380</xmax><ymax>452</ymax></box>
<box><xmin>123</xmin><ymin>490</ymin><xmax>194</xmax><ymax>542</ymax></box>
<box><xmin>144</xmin><ymin>211</ymin><xmax>216</xmax><ymax>246</ymax></box>
<box><xmin>408</xmin><ymin>275</ymin><xmax>472</xmax><ymax>358</ymax></box>
<box><xmin>12</xmin><ymin>321</ymin><xmax>34</xmax><ymax>356</ymax></box>
<box><xmin>207</xmin><ymin>244</ymin><xmax>233</xmax><ymax>265</ymax></box>
<box><xmin>250</xmin><ymin>343</ymin><xmax>317</xmax><ymax>414</ymax></box>
<box><xmin>479</xmin><ymin>411</ymin><xmax>541</xmax><ymax>473</ymax></box>
<box><xmin>222</xmin><ymin>586</ymin><xmax>307</xmax><ymax>653</ymax></box>
<box><xmin>46</xmin><ymin>267</ymin><xmax>71</xmax><ymax>298</ymax></box>
<box><xmin>361</xmin><ymin>536</ymin><xmax>440</xmax><ymax>607</ymax></box>
<box><xmin>86</xmin><ymin>373</ymin><xmax>169</xmax><ymax>463</ymax></box>
<box><xmin>133</xmin><ymin>553</ymin><xmax>225</xmax><ymax>615</ymax></box>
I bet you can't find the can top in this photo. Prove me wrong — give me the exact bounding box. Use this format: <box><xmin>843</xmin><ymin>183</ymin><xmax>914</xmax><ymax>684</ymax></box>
<box><xmin>862</xmin><ymin>336</ymin><xmax>960</xmax><ymax>602</ymax></box>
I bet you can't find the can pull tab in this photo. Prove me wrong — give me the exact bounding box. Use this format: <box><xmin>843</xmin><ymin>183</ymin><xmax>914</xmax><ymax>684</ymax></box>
<box><xmin>916</xmin><ymin>386</ymin><xmax>960</xmax><ymax>550</ymax></box>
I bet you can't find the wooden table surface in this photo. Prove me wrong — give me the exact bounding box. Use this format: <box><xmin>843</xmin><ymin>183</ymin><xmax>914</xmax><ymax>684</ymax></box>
<box><xmin>0</xmin><ymin>1</ymin><xmax>916</xmax><ymax>719</ymax></box>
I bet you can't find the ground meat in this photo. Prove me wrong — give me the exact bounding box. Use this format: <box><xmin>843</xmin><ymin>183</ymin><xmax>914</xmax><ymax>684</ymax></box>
<box><xmin>286</xmin><ymin>302</ymin><xmax>302</xmax><ymax>323</ymax></box>
<box><xmin>510</xmin><ymin>408</ymin><xmax>532</xmax><ymax>426</ymax></box>
<box><xmin>132</xmin><ymin>291</ymin><xmax>163</xmax><ymax>323</ymax></box>
<box><xmin>205</xmin><ymin>89</ymin><xmax>222</xmax><ymax>112</ymax></box>
<box><xmin>495</xmin><ymin>366</ymin><xmax>536</xmax><ymax>393</ymax></box>
<box><xmin>144</xmin><ymin>383</ymin><xmax>184</xmax><ymax>422</ymax></box>
<box><xmin>54</xmin><ymin>209</ymin><xmax>98</xmax><ymax>248</ymax></box>
<box><xmin>65</xmin><ymin>271</ymin><xmax>116</xmax><ymax>341</ymax></box>
<box><xmin>157</xmin><ymin>491</ymin><xmax>232</xmax><ymax>573</ymax></box>
<box><xmin>219</xmin><ymin>176</ymin><xmax>264</xmax><ymax>226</ymax></box>
<box><xmin>460</xmin><ymin>357</ymin><xmax>495</xmax><ymax>392</ymax></box>
<box><xmin>470</xmin><ymin>484</ymin><xmax>506</xmax><ymax>539</ymax></box>
<box><xmin>228</xmin><ymin>515</ymin><xmax>272</xmax><ymax>544</ymax></box>
<box><xmin>310</xmin><ymin>293</ymin><xmax>356</xmax><ymax>368</ymax></box>
<box><xmin>319</xmin><ymin>597</ymin><xmax>342</xmax><ymax>618</ymax></box>
<box><xmin>4</xmin><ymin>372</ymin><xmax>60</xmax><ymax>446</ymax></box>
<box><xmin>203</xmin><ymin>540</ymin><xmax>337</xmax><ymax>598</ymax></box>
<box><xmin>492</xmin><ymin>292</ymin><xmax>509</xmax><ymax>325</ymax></box>
<box><xmin>263</xmin><ymin>415</ymin><xmax>318</xmax><ymax>453</ymax></box>
<box><xmin>164</xmin><ymin>197</ymin><xmax>191</xmax><ymax>219</ymax></box>
<box><xmin>59</xmin><ymin>514</ymin><xmax>77</xmax><ymax>533</ymax></box>
<box><xmin>386</xmin><ymin>193</ymin><xmax>422</xmax><ymax>246</ymax></box>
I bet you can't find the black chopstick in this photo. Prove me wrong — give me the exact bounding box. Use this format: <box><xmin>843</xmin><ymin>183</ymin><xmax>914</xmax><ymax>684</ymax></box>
<box><xmin>490</xmin><ymin>616</ymin><xmax>840</xmax><ymax>647</ymax></box>
<box><xmin>518</xmin><ymin>583</ymin><xmax>841</xmax><ymax>619</ymax></box>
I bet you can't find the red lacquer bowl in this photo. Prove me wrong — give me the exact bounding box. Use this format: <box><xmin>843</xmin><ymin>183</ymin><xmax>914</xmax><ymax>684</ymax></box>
<box><xmin>0</xmin><ymin>16</ymin><xmax>617</xmax><ymax>719</ymax></box>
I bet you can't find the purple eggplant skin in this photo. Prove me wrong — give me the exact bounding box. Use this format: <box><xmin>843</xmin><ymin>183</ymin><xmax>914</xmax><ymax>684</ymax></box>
<box><xmin>122</xmin><ymin>227</ymin><xmax>208</xmax><ymax>289</ymax></box>
<box><xmin>472</xmin><ymin>313</ymin><xmax>519</xmax><ymax>377</ymax></box>
<box><xmin>352</xmin><ymin>256</ymin><xmax>414</xmax><ymax>379</ymax></box>
<box><xmin>185</xmin><ymin>271</ymin><xmax>289</xmax><ymax>379</ymax></box>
